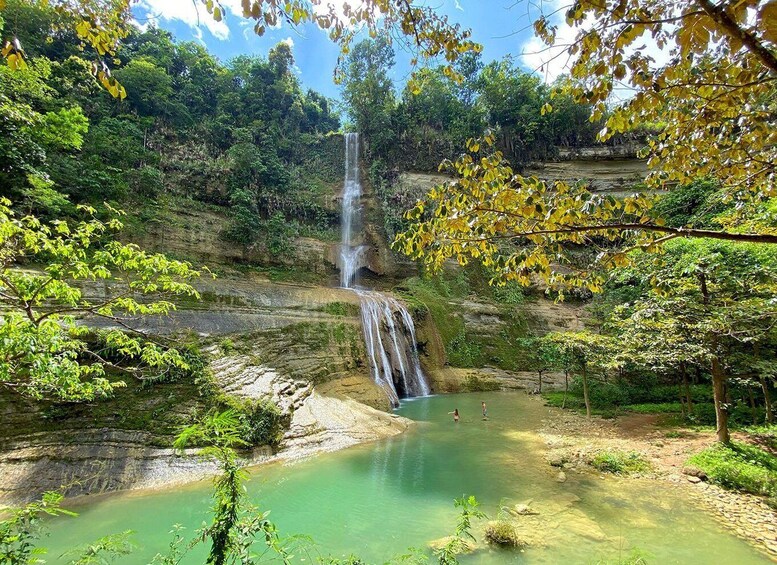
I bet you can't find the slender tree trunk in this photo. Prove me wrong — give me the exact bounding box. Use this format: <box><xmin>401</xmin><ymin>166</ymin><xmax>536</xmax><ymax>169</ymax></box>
<box><xmin>748</xmin><ymin>384</ymin><xmax>758</xmax><ymax>425</ymax></box>
<box><xmin>711</xmin><ymin>356</ymin><xmax>730</xmax><ymax>444</ymax></box>
<box><xmin>678</xmin><ymin>377</ymin><xmax>686</xmax><ymax>418</ymax></box>
<box><xmin>694</xmin><ymin>366</ymin><xmax>701</xmax><ymax>385</ymax></box>
<box><xmin>681</xmin><ymin>362</ymin><xmax>693</xmax><ymax>413</ymax></box>
<box><xmin>760</xmin><ymin>376</ymin><xmax>773</xmax><ymax>424</ymax></box>
<box><xmin>538</xmin><ymin>370</ymin><xmax>543</xmax><ymax>394</ymax></box>
<box><xmin>700</xmin><ymin>270</ymin><xmax>729</xmax><ymax>443</ymax></box>
<box><xmin>582</xmin><ymin>363</ymin><xmax>591</xmax><ymax>419</ymax></box>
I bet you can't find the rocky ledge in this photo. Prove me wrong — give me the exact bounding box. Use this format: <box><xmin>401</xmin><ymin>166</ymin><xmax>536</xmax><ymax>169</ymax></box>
<box><xmin>0</xmin><ymin>341</ymin><xmax>408</xmax><ymax>507</ymax></box>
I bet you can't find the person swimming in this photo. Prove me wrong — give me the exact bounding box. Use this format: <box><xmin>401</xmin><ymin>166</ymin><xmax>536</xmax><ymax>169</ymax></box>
<box><xmin>448</xmin><ymin>408</ymin><xmax>459</xmax><ymax>422</ymax></box>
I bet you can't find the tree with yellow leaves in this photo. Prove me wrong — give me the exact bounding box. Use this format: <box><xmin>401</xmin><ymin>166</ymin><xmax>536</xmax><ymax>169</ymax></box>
<box><xmin>397</xmin><ymin>0</ymin><xmax>777</xmax><ymax>291</ymax></box>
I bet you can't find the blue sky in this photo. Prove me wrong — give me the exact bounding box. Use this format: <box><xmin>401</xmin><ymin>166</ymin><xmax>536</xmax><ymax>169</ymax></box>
<box><xmin>131</xmin><ymin>0</ymin><xmax>561</xmax><ymax>100</ymax></box>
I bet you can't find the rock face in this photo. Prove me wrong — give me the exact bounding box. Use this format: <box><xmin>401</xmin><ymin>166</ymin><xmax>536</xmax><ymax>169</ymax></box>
<box><xmin>0</xmin><ymin>343</ymin><xmax>407</xmax><ymax>506</ymax></box>
<box><xmin>426</xmin><ymin>367</ymin><xmax>566</xmax><ymax>394</ymax></box>
<box><xmin>0</xmin><ymin>275</ymin><xmax>408</xmax><ymax>506</ymax></box>
<box><xmin>525</xmin><ymin>156</ymin><xmax>647</xmax><ymax>197</ymax></box>
<box><xmin>282</xmin><ymin>392</ymin><xmax>411</xmax><ymax>459</ymax></box>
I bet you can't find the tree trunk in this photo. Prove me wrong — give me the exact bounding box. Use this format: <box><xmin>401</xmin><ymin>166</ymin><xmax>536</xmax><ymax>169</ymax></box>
<box><xmin>678</xmin><ymin>378</ymin><xmax>686</xmax><ymax>418</ymax></box>
<box><xmin>681</xmin><ymin>362</ymin><xmax>693</xmax><ymax>413</ymax></box>
<box><xmin>711</xmin><ymin>356</ymin><xmax>730</xmax><ymax>444</ymax></box>
<box><xmin>538</xmin><ymin>370</ymin><xmax>543</xmax><ymax>394</ymax></box>
<box><xmin>582</xmin><ymin>363</ymin><xmax>591</xmax><ymax>419</ymax></box>
<box><xmin>700</xmin><ymin>270</ymin><xmax>728</xmax><ymax>443</ymax></box>
<box><xmin>748</xmin><ymin>384</ymin><xmax>758</xmax><ymax>425</ymax></box>
<box><xmin>760</xmin><ymin>376</ymin><xmax>773</xmax><ymax>424</ymax></box>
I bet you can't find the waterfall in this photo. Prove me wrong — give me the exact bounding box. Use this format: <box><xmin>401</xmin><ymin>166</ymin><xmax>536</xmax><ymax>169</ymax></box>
<box><xmin>339</xmin><ymin>133</ymin><xmax>431</xmax><ymax>407</ymax></box>
<box><xmin>340</xmin><ymin>132</ymin><xmax>364</xmax><ymax>288</ymax></box>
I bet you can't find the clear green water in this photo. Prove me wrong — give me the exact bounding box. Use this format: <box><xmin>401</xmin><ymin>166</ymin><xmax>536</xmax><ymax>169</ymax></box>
<box><xmin>43</xmin><ymin>392</ymin><xmax>769</xmax><ymax>564</ymax></box>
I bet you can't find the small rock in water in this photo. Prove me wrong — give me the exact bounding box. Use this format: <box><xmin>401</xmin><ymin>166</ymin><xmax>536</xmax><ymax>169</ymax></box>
<box><xmin>556</xmin><ymin>471</ymin><xmax>567</xmax><ymax>483</ymax></box>
<box><xmin>428</xmin><ymin>536</ymin><xmax>477</xmax><ymax>553</ymax></box>
<box><xmin>514</xmin><ymin>503</ymin><xmax>539</xmax><ymax>516</ymax></box>
<box><xmin>547</xmin><ymin>454</ymin><xmax>566</xmax><ymax>467</ymax></box>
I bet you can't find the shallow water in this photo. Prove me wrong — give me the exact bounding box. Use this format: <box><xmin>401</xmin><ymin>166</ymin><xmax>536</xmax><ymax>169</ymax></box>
<box><xmin>43</xmin><ymin>392</ymin><xmax>769</xmax><ymax>564</ymax></box>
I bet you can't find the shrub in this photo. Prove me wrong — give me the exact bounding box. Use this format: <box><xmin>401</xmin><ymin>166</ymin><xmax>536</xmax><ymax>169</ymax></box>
<box><xmin>483</xmin><ymin>520</ymin><xmax>525</xmax><ymax>548</ymax></box>
<box><xmin>220</xmin><ymin>397</ymin><xmax>288</xmax><ymax>447</ymax></box>
<box><xmin>687</xmin><ymin>442</ymin><xmax>777</xmax><ymax>497</ymax></box>
<box><xmin>462</xmin><ymin>374</ymin><xmax>501</xmax><ymax>392</ymax></box>
<box><xmin>590</xmin><ymin>451</ymin><xmax>651</xmax><ymax>475</ymax></box>
<box><xmin>448</xmin><ymin>329</ymin><xmax>483</xmax><ymax>367</ymax></box>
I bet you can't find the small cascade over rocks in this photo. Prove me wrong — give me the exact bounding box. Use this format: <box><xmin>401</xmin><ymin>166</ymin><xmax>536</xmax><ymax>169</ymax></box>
<box><xmin>339</xmin><ymin>133</ymin><xmax>430</xmax><ymax>407</ymax></box>
<box><xmin>357</xmin><ymin>290</ymin><xmax>431</xmax><ymax>406</ymax></box>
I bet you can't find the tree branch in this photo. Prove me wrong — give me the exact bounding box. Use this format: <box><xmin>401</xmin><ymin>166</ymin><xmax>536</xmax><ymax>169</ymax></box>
<box><xmin>460</xmin><ymin>212</ymin><xmax>777</xmax><ymax>244</ymax></box>
<box><xmin>696</xmin><ymin>0</ymin><xmax>777</xmax><ymax>74</ymax></box>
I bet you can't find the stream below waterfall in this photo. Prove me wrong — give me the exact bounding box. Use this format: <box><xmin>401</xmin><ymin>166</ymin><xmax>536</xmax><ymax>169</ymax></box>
<box><xmin>43</xmin><ymin>392</ymin><xmax>770</xmax><ymax>564</ymax></box>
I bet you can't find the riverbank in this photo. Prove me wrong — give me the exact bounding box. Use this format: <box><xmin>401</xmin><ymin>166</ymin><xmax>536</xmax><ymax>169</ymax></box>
<box><xmin>0</xmin><ymin>391</ymin><xmax>411</xmax><ymax>507</ymax></box>
<box><xmin>538</xmin><ymin>402</ymin><xmax>777</xmax><ymax>559</ymax></box>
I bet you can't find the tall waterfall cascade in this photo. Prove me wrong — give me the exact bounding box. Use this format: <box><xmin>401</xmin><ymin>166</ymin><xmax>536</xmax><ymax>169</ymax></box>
<box><xmin>339</xmin><ymin>133</ymin><xmax>431</xmax><ymax>407</ymax></box>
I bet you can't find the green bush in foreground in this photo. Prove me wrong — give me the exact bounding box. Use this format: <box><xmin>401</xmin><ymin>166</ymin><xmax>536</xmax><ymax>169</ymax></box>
<box><xmin>687</xmin><ymin>441</ymin><xmax>777</xmax><ymax>497</ymax></box>
<box><xmin>590</xmin><ymin>451</ymin><xmax>652</xmax><ymax>475</ymax></box>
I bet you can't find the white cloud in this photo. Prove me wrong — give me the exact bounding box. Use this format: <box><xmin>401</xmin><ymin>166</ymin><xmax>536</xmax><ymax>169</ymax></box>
<box><xmin>136</xmin><ymin>0</ymin><xmax>246</xmax><ymax>41</ymax></box>
<box><xmin>313</xmin><ymin>0</ymin><xmax>381</xmax><ymax>28</ymax></box>
<box><xmin>519</xmin><ymin>0</ymin><xmax>671</xmax><ymax>97</ymax></box>
<box><xmin>519</xmin><ymin>0</ymin><xmax>582</xmax><ymax>84</ymax></box>
<box><xmin>281</xmin><ymin>37</ymin><xmax>295</xmax><ymax>48</ymax></box>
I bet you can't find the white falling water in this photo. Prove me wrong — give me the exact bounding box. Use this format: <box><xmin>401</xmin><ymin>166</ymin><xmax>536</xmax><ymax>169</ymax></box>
<box><xmin>339</xmin><ymin>133</ymin><xmax>430</xmax><ymax>407</ymax></box>
<box><xmin>339</xmin><ymin>132</ymin><xmax>365</xmax><ymax>288</ymax></box>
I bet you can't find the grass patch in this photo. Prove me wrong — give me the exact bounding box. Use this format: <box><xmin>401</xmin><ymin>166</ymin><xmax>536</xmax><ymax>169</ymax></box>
<box><xmin>687</xmin><ymin>441</ymin><xmax>777</xmax><ymax>497</ymax></box>
<box><xmin>742</xmin><ymin>424</ymin><xmax>777</xmax><ymax>451</ymax></box>
<box><xmin>249</xmin><ymin>265</ymin><xmax>328</xmax><ymax>284</ymax></box>
<box><xmin>590</xmin><ymin>450</ymin><xmax>652</xmax><ymax>475</ymax></box>
<box><xmin>320</xmin><ymin>302</ymin><xmax>360</xmax><ymax>317</ymax></box>
<box><xmin>543</xmin><ymin>391</ymin><xmax>584</xmax><ymax>410</ymax></box>
<box><xmin>621</xmin><ymin>402</ymin><xmax>683</xmax><ymax>414</ymax></box>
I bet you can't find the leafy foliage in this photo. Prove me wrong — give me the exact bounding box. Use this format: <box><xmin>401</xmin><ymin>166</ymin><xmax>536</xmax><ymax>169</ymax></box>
<box><xmin>0</xmin><ymin>200</ymin><xmax>204</xmax><ymax>401</ymax></box>
<box><xmin>433</xmin><ymin>496</ymin><xmax>486</xmax><ymax>565</ymax></box>
<box><xmin>0</xmin><ymin>491</ymin><xmax>75</xmax><ymax>564</ymax></box>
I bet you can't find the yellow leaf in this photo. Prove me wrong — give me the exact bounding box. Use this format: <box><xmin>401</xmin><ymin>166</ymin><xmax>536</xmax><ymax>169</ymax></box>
<box><xmin>761</xmin><ymin>1</ymin><xmax>777</xmax><ymax>42</ymax></box>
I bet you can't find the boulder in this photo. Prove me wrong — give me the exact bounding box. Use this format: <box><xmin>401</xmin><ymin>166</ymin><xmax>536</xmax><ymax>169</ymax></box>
<box><xmin>682</xmin><ymin>466</ymin><xmax>708</xmax><ymax>480</ymax></box>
